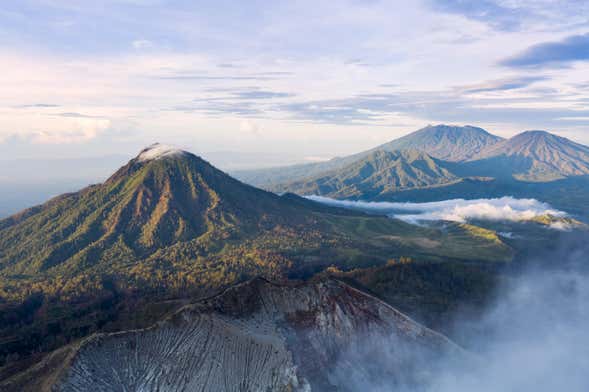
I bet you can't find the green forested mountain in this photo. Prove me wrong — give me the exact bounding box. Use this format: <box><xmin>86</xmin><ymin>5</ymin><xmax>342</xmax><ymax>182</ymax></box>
<box><xmin>0</xmin><ymin>144</ymin><xmax>512</xmax><ymax>372</ymax></box>
<box><xmin>0</xmin><ymin>144</ymin><xmax>511</xmax><ymax>299</ymax></box>
<box><xmin>0</xmin><ymin>144</ymin><xmax>313</xmax><ymax>278</ymax></box>
<box><xmin>271</xmin><ymin>149</ymin><xmax>459</xmax><ymax>199</ymax></box>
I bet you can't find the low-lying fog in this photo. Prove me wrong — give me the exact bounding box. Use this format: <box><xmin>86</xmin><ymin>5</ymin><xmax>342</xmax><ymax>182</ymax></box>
<box><xmin>322</xmin><ymin>202</ymin><xmax>589</xmax><ymax>392</ymax></box>
<box><xmin>307</xmin><ymin>196</ymin><xmax>568</xmax><ymax>228</ymax></box>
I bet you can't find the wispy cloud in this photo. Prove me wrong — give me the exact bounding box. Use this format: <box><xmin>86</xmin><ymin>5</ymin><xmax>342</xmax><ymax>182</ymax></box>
<box><xmin>232</xmin><ymin>90</ymin><xmax>294</xmax><ymax>100</ymax></box>
<box><xmin>429</xmin><ymin>0</ymin><xmax>589</xmax><ymax>33</ymax></box>
<box><xmin>154</xmin><ymin>75</ymin><xmax>280</xmax><ymax>81</ymax></box>
<box><xmin>132</xmin><ymin>39</ymin><xmax>153</xmax><ymax>49</ymax></box>
<box><xmin>15</xmin><ymin>103</ymin><xmax>61</xmax><ymax>109</ymax></box>
<box><xmin>458</xmin><ymin>76</ymin><xmax>548</xmax><ymax>94</ymax></box>
<box><xmin>51</xmin><ymin>112</ymin><xmax>106</xmax><ymax>119</ymax></box>
<box><xmin>429</xmin><ymin>0</ymin><xmax>524</xmax><ymax>31</ymax></box>
<box><xmin>274</xmin><ymin>89</ymin><xmax>589</xmax><ymax>131</ymax></box>
<box><xmin>501</xmin><ymin>33</ymin><xmax>589</xmax><ymax>68</ymax></box>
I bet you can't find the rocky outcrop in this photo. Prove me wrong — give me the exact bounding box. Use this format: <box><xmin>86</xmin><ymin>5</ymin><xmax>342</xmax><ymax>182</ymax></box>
<box><xmin>6</xmin><ymin>278</ymin><xmax>464</xmax><ymax>391</ymax></box>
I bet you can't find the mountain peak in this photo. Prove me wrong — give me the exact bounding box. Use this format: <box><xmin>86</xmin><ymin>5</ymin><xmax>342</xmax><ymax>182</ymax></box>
<box><xmin>513</xmin><ymin>130</ymin><xmax>560</xmax><ymax>140</ymax></box>
<box><xmin>485</xmin><ymin>129</ymin><xmax>583</xmax><ymax>154</ymax></box>
<box><xmin>475</xmin><ymin>129</ymin><xmax>589</xmax><ymax>181</ymax></box>
<box><xmin>424</xmin><ymin>123</ymin><xmax>483</xmax><ymax>131</ymax></box>
<box><xmin>0</xmin><ymin>144</ymin><xmax>311</xmax><ymax>274</ymax></box>
<box><xmin>519</xmin><ymin>130</ymin><xmax>551</xmax><ymax>136</ymax></box>
<box><xmin>377</xmin><ymin>124</ymin><xmax>503</xmax><ymax>162</ymax></box>
<box><xmin>136</xmin><ymin>143</ymin><xmax>188</xmax><ymax>162</ymax></box>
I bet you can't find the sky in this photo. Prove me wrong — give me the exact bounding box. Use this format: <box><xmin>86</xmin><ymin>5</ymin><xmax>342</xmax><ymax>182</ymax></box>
<box><xmin>1</xmin><ymin>0</ymin><xmax>589</xmax><ymax>163</ymax></box>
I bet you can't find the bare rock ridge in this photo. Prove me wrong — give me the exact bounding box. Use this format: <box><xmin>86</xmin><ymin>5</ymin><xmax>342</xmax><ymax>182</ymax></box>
<box><xmin>9</xmin><ymin>278</ymin><xmax>464</xmax><ymax>391</ymax></box>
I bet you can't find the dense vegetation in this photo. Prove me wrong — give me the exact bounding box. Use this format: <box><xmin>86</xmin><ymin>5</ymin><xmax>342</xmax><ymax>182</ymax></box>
<box><xmin>0</xmin><ymin>150</ymin><xmax>512</xmax><ymax>373</ymax></box>
<box><xmin>320</xmin><ymin>260</ymin><xmax>503</xmax><ymax>342</ymax></box>
<box><xmin>271</xmin><ymin>149</ymin><xmax>460</xmax><ymax>199</ymax></box>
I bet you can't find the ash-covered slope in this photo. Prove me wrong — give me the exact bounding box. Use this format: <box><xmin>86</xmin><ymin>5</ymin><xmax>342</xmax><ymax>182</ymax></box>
<box><xmin>10</xmin><ymin>278</ymin><xmax>464</xmax><ymax>392</ymax></box>
<box><xmin>272</xmin><ymin>149</ymin><xmax>459</xmax><ymax>199</ymax></box>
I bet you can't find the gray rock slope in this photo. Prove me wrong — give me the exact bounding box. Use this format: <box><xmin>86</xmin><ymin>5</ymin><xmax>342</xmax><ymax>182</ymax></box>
<box><xmin>6</xmin><ymin>278</ymin><xmax>464</xmax><ymax>391</ymax></box>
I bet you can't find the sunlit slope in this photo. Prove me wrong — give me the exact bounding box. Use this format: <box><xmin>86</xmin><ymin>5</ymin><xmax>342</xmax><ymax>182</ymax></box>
<box><xmin>0</xmin><ymin>145</ymin><xmax>512</xmax><ymax>302</ymax></box>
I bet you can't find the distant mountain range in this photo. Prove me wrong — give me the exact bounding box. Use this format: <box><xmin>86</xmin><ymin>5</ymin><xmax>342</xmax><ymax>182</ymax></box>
<box><xmin>235</xmin><ymin>125</ymin><xmax>589</xmax><ymax>207</ymax></box>
<box><xmin>234</xmin><ymin>124</ymin><xmax>502</xmax><ymax>187</ymax></box>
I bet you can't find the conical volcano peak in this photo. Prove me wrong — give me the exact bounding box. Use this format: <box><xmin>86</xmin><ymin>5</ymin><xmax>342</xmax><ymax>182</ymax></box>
<box><xmin>105</xmin><ymin>143</ymin><xmax>193</xmax><ymax>183</ymax></box>
<box><xmin>512</xmin><ymin>130</ymin><xmax>561</xmax><ymax>142</ymax></box>
<box><xmin>136</xmin><ymin>143</ymin><xmax>188</xmax><ymax>162</ymax></box>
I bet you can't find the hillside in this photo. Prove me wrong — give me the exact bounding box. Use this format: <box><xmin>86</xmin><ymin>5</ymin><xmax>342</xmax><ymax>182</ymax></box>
<box><xmin>0</xmin><ymin>144</ymin><xmax>509</xmax><ymax>294</ymax></box>
<box><xmin>3</xmin><ymin>278</ymin><xmax>465</xmax><ymax>391</ymax></box>
<box><xmin>271</xmin><ymin>149</ymin><xmax>460</xmax><ymax>199</ymax></box>
<box><xmin>374</xmin><ymin>124</ymin><xmax>503</xmax><ymax>161</ymax></box>
<box><xmin>467</xmin><ymin>130</ymin><xmax>589</xmax><ymax>181</ymax></box>
<box><xmin>0</xmin><ymin>144</ymin><xmax>512</xmax><ymax>375</ymax></box>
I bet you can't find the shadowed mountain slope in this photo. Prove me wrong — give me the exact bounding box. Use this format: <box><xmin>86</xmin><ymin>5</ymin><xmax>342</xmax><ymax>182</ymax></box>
<box><xmin>272</xmin><ymin>149</ymin><xmax>460</xmax><ymax>199</ymax></box>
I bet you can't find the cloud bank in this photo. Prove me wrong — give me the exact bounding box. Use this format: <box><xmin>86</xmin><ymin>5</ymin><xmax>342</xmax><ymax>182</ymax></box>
<box><xmin>307</xmin><ymin>196</ymin><xmax>567</xmax><ymax>226</ymax></box>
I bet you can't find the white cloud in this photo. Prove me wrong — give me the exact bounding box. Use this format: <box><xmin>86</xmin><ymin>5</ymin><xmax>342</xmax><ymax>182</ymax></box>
<box><xmin>307</xmin><ymin>196</ymin><xmax>567</xmax><ymax>226</ymax></box>
<box><xmin>136</xmin><ymin>143</ymin><xmax>185</xmax><ymax>162</ymax></box>
<box><xmin>239</xmin><ymin>119</ymin><xmax>259</xmax><ymax>134</ymax></box>
<box><xmin>132</xmin><ymin>39</ymin><xmax>153</xmax><ymax>49</ymax></box>
<box><xmin>31</xmin><ymin>117</ymin><xmax>112</xmax><ymax>144</ymax></box>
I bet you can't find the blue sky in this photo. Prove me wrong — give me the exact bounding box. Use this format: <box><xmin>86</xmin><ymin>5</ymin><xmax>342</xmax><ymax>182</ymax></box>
<box><xmin>1</xmin><ymin>0</ymin><xmax>589</xmax><ymax>162</ymax></box>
